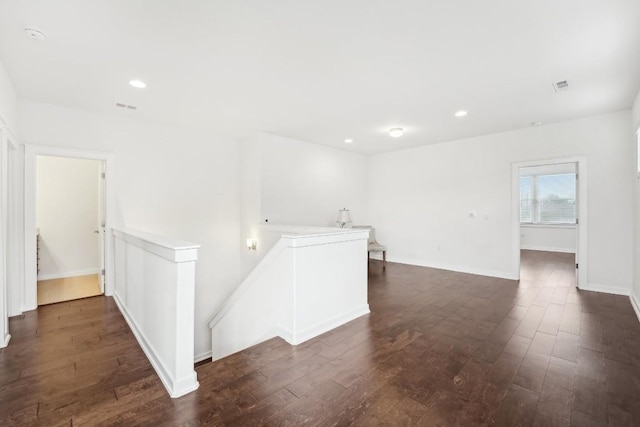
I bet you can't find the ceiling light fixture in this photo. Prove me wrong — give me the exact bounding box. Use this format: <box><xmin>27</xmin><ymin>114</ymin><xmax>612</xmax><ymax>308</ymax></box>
<box><xmin>129</xmin><ymin>80</ymin><xmax>147</xmax><ymax>89</ymax></box>
<box><xmin>531</xmin><ymin>122</ymin><xmax>543</xmax><ymax>127</ymax></box>
<box><xmin>344</xmin><ymin>139</ymin><xmax>353</xmax><ymax>144</ymax></box>
<box><xmin>389</xmin><ymin>128</ymin><xmax>404</xmax><ymax>138</ymax></box>
<box><xmin>25</xmin><ymin>28</ymin><xmax>46</xmax><ymax>40</ymax></box>
<box><xmin>454</xmin><ymin>110</ymin><xmax>468</xmax><ymax>118</ymax></box>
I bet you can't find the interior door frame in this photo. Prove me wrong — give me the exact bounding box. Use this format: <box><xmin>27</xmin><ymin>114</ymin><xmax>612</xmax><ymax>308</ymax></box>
<box><xmin>511</xmin><ymin>155</ymin><xmax>588</xmax><ymax>288</ymax></box>
<box><xmin>0</xmin><ymin>117</ymin><xmax>19</xmax><ymax>347</ymax></box>
<box><xmin>98</xmin><ymin>161</ymin><xmax>106</xmax><ymax>293</ymax></box>
<box><xmin>24</xmin><ymin>145</ymin><xmax>115</xmax><ymax>311</ymax></box>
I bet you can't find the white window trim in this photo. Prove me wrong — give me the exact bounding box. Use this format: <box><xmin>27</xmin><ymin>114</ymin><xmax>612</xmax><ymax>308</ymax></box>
<box><xmin>520</xmin><ymin>173</ymin><xmax>576</xmax><ymax>225</ymax></box>
<box><xmin>520</xmin><ymin>223</ymin><xmax>576</xmax><ymax>229</ymax></box>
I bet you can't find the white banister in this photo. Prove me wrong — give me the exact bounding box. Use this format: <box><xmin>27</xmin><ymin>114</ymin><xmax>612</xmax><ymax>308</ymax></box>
<box><xmin>209</xmin><ymin>226</ymin><xmax>370</xmax><ymax>361</ymax></box>
<box><xmin>112</xmin><ymin>227</ymin><xmax>200</xmax><ymax>398</ymax></box>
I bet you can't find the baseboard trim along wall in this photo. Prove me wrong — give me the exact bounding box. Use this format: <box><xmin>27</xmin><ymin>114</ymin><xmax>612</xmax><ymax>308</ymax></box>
<box><xmin>371</xmin><ymin>255</ymin><xmax>637</xmax><ymax>305</ymax></box>
<box><xmin>113</xmin><ymin>291</ymin><xmax>199</xmax><ymax>398</ymax></box>
<box><xmin>577</xmin><ymin>283</ymin><xmax>630</xmax><ymax>297</ymax></box>
<box><xmin>370</xmin><ymin>254</ymin><xmax>518</xmax><ymax>281</ymax></box>
<box><xmin>194</xmin><ymin>351</ymin><xmax>213</xmax><ymax>363</ymax></box>
<box><xmin>284</xmin><ymin>305</ymin><xmax>370</xmax><ymax>345</ymax></box>
<box><xmin>520</xmin><ymin>245</ymin><xmax>576</xmax><ymax>254</ymax></box>
<box><xmin>630</xmin><ymin>292</ymin><xmax>640</xmax><ymax>323</ymax></box>
<box><xmin>37</xmin><ymin>268</ymin><xmax>100</xmax><ymax>281</ymax></box>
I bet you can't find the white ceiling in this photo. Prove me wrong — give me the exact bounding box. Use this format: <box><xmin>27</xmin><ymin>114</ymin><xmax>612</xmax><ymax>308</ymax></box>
<box><xmin>1</xmin><ymin>0</ymin><xmax>639</xmax><ymax>154</ymax></box>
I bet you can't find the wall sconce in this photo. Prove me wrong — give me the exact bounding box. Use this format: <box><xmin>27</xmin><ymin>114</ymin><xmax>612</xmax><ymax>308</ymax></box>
<box><xmin>336</xmin><ymin>208</ymin><xmax>352</xmax><ymax>228</ymax></box>
<box><xmin>246</xmin><ymin>239</ymin><xmax>257</xmax><ymax>250</ymax></box>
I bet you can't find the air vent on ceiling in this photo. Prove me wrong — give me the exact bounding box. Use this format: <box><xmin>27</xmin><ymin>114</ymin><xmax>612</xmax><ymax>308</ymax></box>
<box><xmin>552</xmin><ymin>80</ymin><xmax>569</xmax><ymax>92</ymax></box>
<box><xmin>115</xmin><ymin>102</ymin><xmax>137</xmax><ymax>110</ymax></box>
<box><xmin>24</xmin><ymin>28</ymin><xmax>46</xmax><ymax>40</ymax></box>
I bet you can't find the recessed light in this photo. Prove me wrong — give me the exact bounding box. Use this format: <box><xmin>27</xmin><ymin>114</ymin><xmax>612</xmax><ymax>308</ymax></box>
<box><xmin>389</xmin><ymin>128</ymin><xmax>404</xmax><ymax>138</ymax></box>
<box><xmin>344</xmin><ymin>139</ymin><xmax>354</xmax><ymax>144</ymax></box>
<box><xmin>531</xmin><ymin>122</ymin><xmax>543</xmax><ymax>127</ymax></box>
<box><xmin>454</xmin><ymin>110</ymin><xmax>468</xmax><ymax>118</ymax></box>
<box><xmin>25</xmin><ymin>28</ymin><xmax>46</xmax><ymax>40</ymax></box>
<box><xmin>129</xmin><ymin>80</ymin><xmax>147</xmax><ymax>89</ymax></box>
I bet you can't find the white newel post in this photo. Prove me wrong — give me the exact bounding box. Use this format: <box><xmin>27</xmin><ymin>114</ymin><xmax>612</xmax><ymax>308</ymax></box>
<box><xmin>112</xmin><ymin>228</ymin><xmax>200</xmax><ymax>398</ymax></box>
<box><xmin>172</xmin><ymin>255</ymin><xmax>198</xmax><ymax>395</ymax></box>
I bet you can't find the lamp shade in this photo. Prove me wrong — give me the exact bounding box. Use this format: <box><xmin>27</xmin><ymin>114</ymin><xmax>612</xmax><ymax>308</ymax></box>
<box><xmin>337</xmin><ymin>208</ymin><xmax>352</xmax><ymax>226</ymax></box>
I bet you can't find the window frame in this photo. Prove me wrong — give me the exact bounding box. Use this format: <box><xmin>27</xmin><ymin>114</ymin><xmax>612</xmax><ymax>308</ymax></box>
<box><xmin>519</xmin><ymin>172</ymin><xmax>576</xmax><ymax>226</ymax></box>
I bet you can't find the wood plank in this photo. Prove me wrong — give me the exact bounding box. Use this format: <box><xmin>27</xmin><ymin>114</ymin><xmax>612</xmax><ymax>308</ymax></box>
<box><xmin>1</xmin><ymin>251</ymin><xmax>639</xmax><ymax>425</ymax></box>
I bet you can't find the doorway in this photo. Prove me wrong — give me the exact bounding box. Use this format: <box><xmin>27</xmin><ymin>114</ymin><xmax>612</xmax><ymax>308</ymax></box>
<box><xmin>35</xmin><ymin>155</ymin><xmax>104</xmax><ymax>305</ymax></box>
<box><xmin>24</xmin><ymin>145</ymin><xmax>114</xmax><ymax>312</ymax></box>
<box><xmin>511</xmin><ymin>156</ymin><xmax>588</xmax><ymax>289</ymax></box>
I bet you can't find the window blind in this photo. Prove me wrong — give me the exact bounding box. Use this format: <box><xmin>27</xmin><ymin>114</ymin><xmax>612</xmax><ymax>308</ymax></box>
<box><xmin>520</xmin><ymin>173</ymin><xmax>576</xmax><ymax>224</ymax></box>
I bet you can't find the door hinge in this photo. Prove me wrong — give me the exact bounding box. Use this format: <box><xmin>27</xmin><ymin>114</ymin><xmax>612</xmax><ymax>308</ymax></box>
<box><xmin>101</xmin><ymin>269</ymin><xmax>105</xmax><ymax>276</ymax></box>
<box><xmin>101</xmin><ymin>221</ymin><xmax>105</xmax><ymax>228</ymax></box>
<box><xmin>576</xmin><ymin>218</ymin><xmax>579</xmax><ymax>225</ymax></box>
<box><xmin>101</xmin><ymin>172</ymin><xmax>106</xmax><ymax>179</ymax></box>
<box><xmin>575</xmin><ymin>263</ymin><xmax>579</xmax><ymax>269</ymax></box>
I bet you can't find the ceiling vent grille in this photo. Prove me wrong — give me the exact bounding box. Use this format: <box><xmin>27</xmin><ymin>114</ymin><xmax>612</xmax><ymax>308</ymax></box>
<box><xmin>115</xmin><ymin>102</ymin><xmax>137</xmax><ymax>110</ymax></box>
<box><xmin>552</xmin><ymin>80</ymin><xmax>569</xmax><ymax>92</ymax></box>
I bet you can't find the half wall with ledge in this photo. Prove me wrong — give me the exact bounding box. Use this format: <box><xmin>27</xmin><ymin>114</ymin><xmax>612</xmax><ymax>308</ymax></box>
<box><xmin>209</xmin><ymin>226</ymin><xmax>370</xmax><ymax>361</ymax></box>
<box><xmin>112</xmin><ymin>227</ymin><xmax>200</xmax><ymax>398</ymax></box>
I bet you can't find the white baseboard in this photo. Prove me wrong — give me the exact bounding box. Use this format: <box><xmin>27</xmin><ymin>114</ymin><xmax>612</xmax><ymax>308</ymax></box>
<box><xmin>113</xmin><ymin>291</ymin><xmax>199</xmax><ymax>398</ymax></box>
<box><xmin>578</xmin><ymin>283</ymin><xmax>630</xmax><ymax>296</ymax></box>
<box><xmin>286</xmin><ymin>305</ymin><xmax>371</xmax><ymax>345</ymax></box>
<box><xmin>37</xmin><ymin>268</ymin><xmax>100</xmax><ymax>281</ymax></box>
<box><xmin>211</xmin><ymin>331</ymin><xmax>279</xmax><ymax>362</ymax></box>
<box><xmin>520</xmin><ymin>245</ymin><xmax>575</xmax><ymax>253</ymax></box>
<box><xmin>21</xmin><ymin>304</ymin><xmax>37</xmax><ymax>312</ymax></box>
<box><xmin>630</xmin><ymin>292</ymin><xmax>640</xmax><ymax>323</ymax></box>
<box><xmin>1</xmin><ymin>333</ymin><xmax>10</xmax><ymax>348</ymax></box>
<box><xmin>371</xmin><ymin>254</ymin><xmax>518</xmax><ymax>281</ymax></box>
<box><xmin>194</xmin><ymin>351</ymin><xmax>212</xmax><ymax>363</ymax></box>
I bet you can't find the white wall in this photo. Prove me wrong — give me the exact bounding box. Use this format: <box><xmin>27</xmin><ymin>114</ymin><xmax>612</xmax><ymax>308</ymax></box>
<box><xmin>633</xmin><ymin>90</ymin><xmax>640</xmax><ymax>132</ymax></box>
<box><xmin>260</xmin><ymin>134</ymin><xmax>367</xmax><ymax>227</ymax></box>
<box><xmin>0</xmin><ymin>59</ymin><xmax>17</xmax><ymax>129</ymax></box>
<box><xmin>17</xmin><ymin>99</ymin><xmax>369</xmax><ymax>359</ymax></box>
<box><xmin>520</xmin><ymin>225</ymin><xmax>576</xmax><ymax>253</ymax></box>
<box><xmin>36</xmin><ymin>156</ymin><xmax>101</xmax><ymax>279</ymax></box>
<box><xmin>18</xmin><ymin>100</ymin><xmax>243</xmax><ymax>359</ymax></box>
<box><xmin>239</xmin><ymin>133</ymin><xmax>368</xmax><ymax>280</ymax></box>
<box><xmin>368</xmin><ymin>111</ymin><xmax>634</xmax><ymax>293</ymax></box>
<box><xmin>632</xmin><ymin>89</ymin><xmax>640</xmax><ymax>314</ymax></box>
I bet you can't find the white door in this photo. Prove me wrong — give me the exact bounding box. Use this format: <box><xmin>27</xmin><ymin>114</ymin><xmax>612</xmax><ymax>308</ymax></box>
<box><xmin>574</xmin><ymin>162</ymin><xmax>579</xmax><ymax>286</ymax></box>
<box><xmin>98</xmin><ymin>162</ymin><xmax>106</xmax><ymax>293</ymax></box>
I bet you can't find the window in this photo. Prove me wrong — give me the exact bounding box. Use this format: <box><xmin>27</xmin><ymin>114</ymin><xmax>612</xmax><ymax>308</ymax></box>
<box><xmin>520</xmin><ymin>173</ymin><xmax>576</xmax><ymax>224</ymax></box>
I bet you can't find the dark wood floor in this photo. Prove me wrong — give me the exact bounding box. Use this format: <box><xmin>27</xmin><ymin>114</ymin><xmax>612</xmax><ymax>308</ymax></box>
<box><xmin>2</xmin><ymin>250</ymin><xmax>640</xmax><ymax>426</ymax></box>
